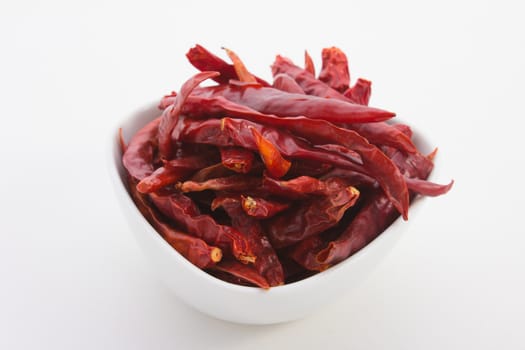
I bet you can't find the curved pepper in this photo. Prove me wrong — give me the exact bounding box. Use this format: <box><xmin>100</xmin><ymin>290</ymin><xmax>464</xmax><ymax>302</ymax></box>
<box><xmin>128</xmin><ymin>177</ymin><xmax>222</xmax><ymax>269</ymax></box>
<box><xmin>213</xmin><ymin>195</ymin><xmax>284</xmax><ymax>287</ymax></box>
<box><xmin>271</xmin><ymin>55</ymin><xmax>350</xmax><ymax>101</ymax></box>
<box><xmin>158</xmin><ymin>71</ymin><xmax>219</xmax><ymax>160</ymax></box>
<box><xmin>272</xmin><ymin>73</ymin><xmax>305</xmax><ymax>94</ymax></box>
<box><xmin>265</xmin><ymin>177</ymin><xmax>360</xmax><ymax>248</ymax></box>
<box><xmin>186</xmin><ymin>44</ymin><xmax>270</xmax><ymax>86</ymax></box>
<box><xmin>122</xmin><ymin>118</ymin><xmax>160</xmax><ymax>181</ymax></box>
<box><xmin>220</xmin><ymin>147</ymin><xmax>254</xmax><ymax>174</ymax></box>
<box><xmin>162</xmin><ymin>84</ymin><xmax>395</xmax><ymax>124</ymax></box>
<box><xmin>318</xmin><ymin>46</ymin><xmax>351</xmax><ymax>93</ymax></box>
<box><xmin>149</xmin><ymin>192</ymin><xmax>255</xmax><ymax>264</ymax></box>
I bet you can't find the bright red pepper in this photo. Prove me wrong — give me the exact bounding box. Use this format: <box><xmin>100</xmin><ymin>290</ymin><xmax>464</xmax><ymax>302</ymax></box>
<box><xmin>318</xmin><ymin>46</ymin><xmax>351</xmax><ymax>93</ymax></box>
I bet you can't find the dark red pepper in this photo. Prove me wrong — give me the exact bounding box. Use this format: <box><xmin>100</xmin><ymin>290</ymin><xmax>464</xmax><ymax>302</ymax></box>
<box><xmin>265</xmin><ymin>177</ymin><xmax>360</xmax><ymax>248</ymax></box>
<box><xmin>186</xmin><ymin>44</ymin><xmax>270</xmax><ymax>86</ymax></box>
<box><xmin>122</xmin><ymin>118</ymin><xmax>160</xmax><ymax>180</ymax></box>
<box><xmin>121</xmin><ymin>45</ymin><xmax>452</xmax><ymax>288</ymax></box>
<box><xmin>137</xmin><ymin>153</ymin><xmax>216</xmax><ymax>193</ymax></box>
<box><xmin>178</xmin><ymin>174</ymin><xmax>261</xmax><ymax>193</ymax></box>
<box><xmin>220</xmin><ymin>147</ymin><xmax>255</xmax><ymax>174</ymax></box>
<box><xmin>213</xmin><ymin>195</ymin><xmax>284</xmax><ymax>286</ymax></box>
<box><xmin>161</xmin><ymin>84</ymin><xmax>395</xmax><ymax>124</ymax></box>
<box><xmin>240</xmin><ymin>195</ymin><xmax>290</xmax><ymax>219</ymax></box>
<box><xmin>128</xmin><ymin>177</ymin><xmax>222</xmax><ymax>269</ymax></box>
<box><xmin>166</xmin><ymin>97</ymin><xmax>409</xmax><ymax>217</ymax></box>
<box><xmin>158</xmin><ymin>71</ymin><xmax>219</xmax><ymax>160</ymax></box>
<box><xmin>314</xmin><ymin>191</ymin><xmax>399</xmax><ymax>268</ymax></box>
<box><xmin>211</xmin><ymin>260</ymin><xmax>270</xmax><ymax>289</ymax></box>
<box><xmin>149</xmin><ymin>192</ymin><xmax>255</xmax><ymax>264</ymax></box>
<box><xmin>271</xmin><ymin>55</ymin><xmax>350</xmax><ymax>102</ymax></box>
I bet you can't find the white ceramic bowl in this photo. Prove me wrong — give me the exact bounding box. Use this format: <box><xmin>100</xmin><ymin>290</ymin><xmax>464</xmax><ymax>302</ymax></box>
<box><xmin>108</xmin><ymin>102</ymin><xmax>436</xmax><ymax>325</ymax></box>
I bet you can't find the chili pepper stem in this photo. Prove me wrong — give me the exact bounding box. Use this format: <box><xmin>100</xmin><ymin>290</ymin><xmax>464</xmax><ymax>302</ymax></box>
<box><xmin>239</xmin><ymin>254</ymin><xmax>257</xmax><ymax>264</ymax></box>
<box><xmin>211</xmin><ymin>248</ymin><xmax>223</xmax><ymax>263</ymax></box>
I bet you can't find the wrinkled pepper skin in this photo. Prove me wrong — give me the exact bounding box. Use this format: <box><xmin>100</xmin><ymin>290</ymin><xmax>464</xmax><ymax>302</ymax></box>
<box><xmin>272</xmin><ymin>73</ymin><xmax>305</xmax><ymax>94</ymax></box>
<box><xmin>128</xmin><ymin>177</ymin><xmax>222</xmax><ymax>269</ymax></box>
<box><xmin>149</xmin><ymin>192</ymin><xmax>255</xmax><ymax>264</ymax></box>
<box><xmin>315</xmin><ymin>191</ymin><xmax>398</xmax><ymax>268</ymax></box>
<box><xmin>344</xmin><ymin>78</ymin><xmax>372</xmax><ymax>105</ymax></box>
<box><xmin>162</xmin><ymin>83</ymin><xmax>396</xmax><ymax>124</ymax></box>
<box><xmin>241</xmin><ymin>195</ymin><xmax>290</xmax><ymax>219</ymax></box>
<box><xmin>213</xmin><ymin>195</ymin><xmax>284</xmax><ymax>287</ymax></box>
<box><xmin>186</xmin><ymin>44</ymin><xmax>270</xmax><ymax>86</ymax></box>
<box><xmin>318</xmin><ymin>47</ymin><xmax>351</xmax><ymax>93</ymax></box>
<box><xmin>265</xmin><ymin>178</ymin><xmax>360</xmax><ymax>248</ymax></box>
<box><xmin>122</xmin><ymin>118</ymin><xmax>160</xmax><ymax>180</ymax></box>
<box><xmin>166</xmin><ymin>97</ymin><xmax>409</xmax><ymax>217</ymax></box>
<box><xmin>220</xmin><ymin>147</ymin><xmax>254</xmax><ymax>174</ymax></box>
<box><xmin>271</xmin><ymin>55</ymin><xmax>350</xmax><ymax>102</ymax></box>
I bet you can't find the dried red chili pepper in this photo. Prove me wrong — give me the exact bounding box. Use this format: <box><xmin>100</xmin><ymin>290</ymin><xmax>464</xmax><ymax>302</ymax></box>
<box><xmin>122</xmin><ymin>118</ymin><xmax>160</xmax><ymax>180</ymax></box>
<box><xmin>241</xmin><ymin>195</ymin><xmax>290</xmax><ymax>219</ymax></box>
<box><xmin>271</xmin><ymin>55</ymin><xmax>350</xmax><ymax>102</ymax></box>
<box><xmin>222</xmin><ymin>47</ymin><xmax>258</xmax><ymax>84</ymax></box>
<box><xmin>137</xmin><ymin>153</ymin><xmax>216</xmax><ymax>193</ymax></box>
<box><xmin>250</xmin><ymin>126</ymin><xmax>291</xmax><ymax>178</ymax></box>
<box><xmin>213</xmin><ymin>195</ymin><xmax>284</xmax><ymax>286</ymax></box>
<box><xmin>344</xmin><ymin>78</ymin><xmax>372</xmax><ymax>105</ymax></box>
<box><xmin>128</xmin><ymin>177</ymin><xmax>222</xmax><ymax>269</ymax></box>
<box><xmin>137</xmin><ymin>166</ymin><xmax>189</xmax><ymax>194</ymax></box>
<box><xmin>211</xmin><ymin>260</ymin><xmax>270</xmax><ymax>289</ymax></box>
<box><xmin>286</xmin><ymin>160</ymin><xmax>333</xmax><ymax>178</ymax></box>
<box><xmin>186</xmin><ymin>44</ymin><xmax>270</xmax><ymax>86</ymax></box>
<box><xmin>344</xmin><ymin>122</ymin><xmax>417</xmax><ymax>154</ymax></box>
<box><xmin>287</xmin><ymin>223</ymin><xmax>350</xmax><ymax>272</ymax></box>
<box><xmin>318</xmin><ymin>46</ymin><xmax>351</xmax><ymax>93</ymax></box>
<box><xmin>265</xmin><ymin>178</ymin><xmax>360</xmax><ymax>248</ymax></box>
<box><xmin>121</xmin><ymin>45</ymin><xmax>452</xmax><ymax>288</ymax></box>
<box><xmin>161</xmin><ymin>84</ymin><xmax>395</xmax><ymax>124</ymax></box>
<box><xmin>220</xmin><ymin>147</ymin><xmax>254</xmax><ymax>174</ymax></box>
<box><xmin>272</xmin><ymin>73</ymin><xmax>305</xmax><ymax>94</ymax></box>
<box><xmin>166</xmin><ymin>96</ymin><xmax>409</xmax><ymax>217</ymax></box>
<box><xmin>149</xmin><ymin>192</ymin><xmax>255</xmax><ymax>264</ymax></box>
<box><xmin>190</xmin><ymin>163</ymin><xmax>233</xmax><ymax>182</ymax></box>
<box><xmin>158</xmin><ymin>71</ymin><xmax>219</xmax><ymax>160</ymax></box>
<box><xmin>314</xmin><ymin>191</ymin><xmax>399</xmax><ymax>267</ymax></box>
<box><xmin>261</xmin><ymin>174</ymin><xmax>328</xmax><ymax>199</ymax></box>
<box><xmin>405</xmin><ymin>176</ymin><xmax>454</xmax><ymax>197</ymax></box>
<box><xmin>172</xmin><ymin>116</ymin><xmax>362</xmax><ymax>174</ymax></box>
<box><xmin>178</xmin><ymin>174</ymin><xmax>261</xmax><ymax>193</ymax></box>
<box><xmin>304</xmin><ymin>50</ymin><xmax>315</xmax><ymax>76</ymax></box>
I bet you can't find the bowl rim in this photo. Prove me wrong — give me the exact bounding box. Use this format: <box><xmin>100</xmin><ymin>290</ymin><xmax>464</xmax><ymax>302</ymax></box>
<box><xmin>108</xmin><ymin>100</ymin><xmax>435</xmax><ymax>295</ymax></box>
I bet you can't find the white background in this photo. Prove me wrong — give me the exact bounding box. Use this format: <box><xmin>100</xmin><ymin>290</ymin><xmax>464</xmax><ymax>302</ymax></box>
<box><xmin>1</xmin><ymin>0</ymin><xmax>524</xmax><ymax>349</ymax></box>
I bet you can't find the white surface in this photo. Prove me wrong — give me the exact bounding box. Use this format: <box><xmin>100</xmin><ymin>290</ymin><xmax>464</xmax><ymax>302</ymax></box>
<box><xmin>1</xmin><ymin>0</ymin><xmax>523</xmax><ymax>348</ymax></box>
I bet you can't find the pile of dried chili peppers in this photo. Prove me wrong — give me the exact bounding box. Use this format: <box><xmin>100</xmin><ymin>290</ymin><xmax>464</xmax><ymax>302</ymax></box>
<box><xmin>121</xmin><ymin>45</ymin><xmax>453</xmax><ymax>289</ymax></box>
